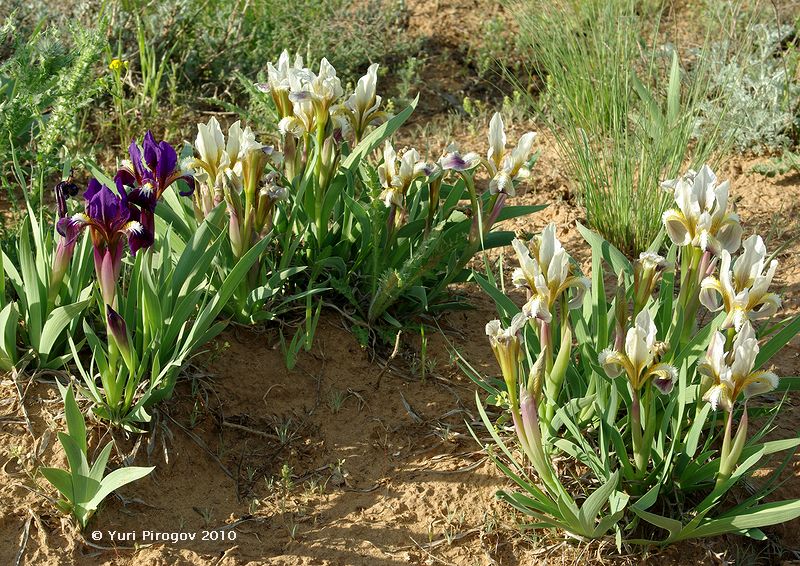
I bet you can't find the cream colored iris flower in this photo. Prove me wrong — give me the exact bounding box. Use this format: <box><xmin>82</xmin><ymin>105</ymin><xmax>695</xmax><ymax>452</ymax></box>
<box><xmin>486</xmin><ymin>112</ymin><xmax>536</xmax><ymax>197</ymax></box>
<box><xmin>337</xmin><ymin>63</ymin><xmax>388</xmax><ymax>141</ymax></box>
<box><xmin>278</xmin><ymin>67</ymin><xmax>317</xmax><ymax>136</ymax></box>
<box><xmin>699</xmin><ymin>234</ymin><xmax>781</xmax><ymax>330</ymax></box>
<box><xmin>377</xmin><ymin>141</ymin><xmax>431</xmax><ymax>208</ymax></box>
<box><xmin>598</xmin><ymin>309</ymin><xmax>677</xmax><ymax>394</ymax></box>
<box><xmin>661</xmin><ymin>165</ymin><xmax>742</xmax><ymax>255</ymax></box>
<box><xmin>263</xmin><ymin>50</ymin><xmax>304</xmax><ymax>93</ymax></box>
<box><xmin>256</xmin><ymin>50</ymin><xmax>305</xmax><ymax>119</ymax></box>
<box><xmin>194</xmin><ymin>118</ymin><xmax>260</xmax><ymax>180</ymax></box>
<box><xmin>309</xmin><ymin>58</ymin><xmax>343</xmax><ymax>110</ymax></box>
<box><xmin>439</xmin><ymin>143</ymin><xmax>481</xmax><ymax>172</ymax></box>
<box><xmin>191</xmin><ymin>117</ymin><xmax>263</xmax><ymax>215</ymax></box>
<box><xmin>511</xmin><ymin>223</ymin><xmax>589</xmax><ymax>323</ymax></box>
<box><xmin>486</xmin><ymin>313</ymin><xmax>528</xmax><ymax>394</ymax></box>
<box><xmin>700</xmin><ymin>321</ymin><xmax>779</xmax><ymax>411</ymax></box>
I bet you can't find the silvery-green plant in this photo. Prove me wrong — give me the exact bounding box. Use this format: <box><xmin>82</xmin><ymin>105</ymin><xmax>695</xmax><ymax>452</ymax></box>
<box><xmin>40</xmin><ymin>383</ymin><xmax>154</xmax><ymax>529</ymax></box>
<box><xmin>467</xmin><ymin>164</ymin><xmax>800</xmax><ymax>544</ymax></box>
<box><xmin>751</xmin><ymin>149</ymin><xmax>800</xmax><ymax>178</ymax></box>
<box><xmin>693</xmin><ymin>21</ymin><xmax>799</xmax><ymax>154</ymax></box>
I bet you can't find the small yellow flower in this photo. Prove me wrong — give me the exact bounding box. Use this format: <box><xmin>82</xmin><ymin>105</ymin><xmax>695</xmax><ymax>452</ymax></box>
<box><xmin>109</xmin><ymin>59</ymin><xmax>127</xmax><ymax>73</ymax></box>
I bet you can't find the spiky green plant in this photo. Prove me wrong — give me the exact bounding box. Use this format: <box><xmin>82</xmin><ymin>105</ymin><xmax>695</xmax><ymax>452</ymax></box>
<box><xmin>0</xmin><ymin>16</ymin><xmax>104</xmax><ymax>182</ymax></box>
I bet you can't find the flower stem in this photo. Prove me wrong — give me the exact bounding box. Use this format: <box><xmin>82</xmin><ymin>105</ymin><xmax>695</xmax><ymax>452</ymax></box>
<box><xmin>676</xmin><ymin>247</ymin><xmax>703</xmax><ymax>345</ymax></box>
<box><xmin>424</xmin><ymin>178</ymin><xmax>441</xmax><ymax>237</ymax></box>
<box><xmin>630</xmin><ymin>388</ymin><xmax>647</xmax><ymax>476</ymax></box>
<box><xmin>462</xmin><ymin>173</ymin><xmax>482</xmax><ymax>250</ymax></box>
<box><xmin>516</xmin><ymin>393</ymin><xmax>563</xmax><ymax>498</ymax></box>
<box><xmin>716</xmin><ymin>409</ymin><xmax>734</xmax><ymax>488</ymax></box>
<box><xmin>538</xmin><ymin>319</ymin><xmax>556</xmax><ymax>425</ymax></box>
<box><xmin>314</xmin><ymin>126</ymin><xmax>327</xmax><ymax>246</ymax></box>
<box><xmin>716</xmin><ymin>407</ymin><xmax>748</xmax><ymax>488</ymax></box>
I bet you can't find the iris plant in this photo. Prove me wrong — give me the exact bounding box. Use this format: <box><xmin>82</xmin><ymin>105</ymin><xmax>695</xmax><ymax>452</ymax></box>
<box><xmin>190</xmin><ymin>117</ymin><xmax>259</xmax><ymax>220</ymax></box>
<box><xmin>50</xmin><ymin>177</ymin><xmax>81</xmax><ymax>305</ymax></box>
<box><xmin>599</xmin><ymin>309</ymin><xmax>677</xmax><ymax>474</ymax></box>
<box><xmin>485</xmin><ymin>314</ymin><xmax>561</xmax><ymax>495</ymax></box>
<box><xmin>510</xmin><ymin>224</ymin><xmax>589</xmax><ymax>423</ymax></box>
<box><xmin>183</xmin><ymin>117</ymin><xmax>289</xmax><ymax>322</ymax></box>
<box><xmin>378</xmin><ymin>141</ymin><xmax>433</xmax><ymax>236</ymax></box>
<box><xmin>440</xmin><ymin>113</ymin><xmax>537</xmax><ymax>248</ymax></box>
<box><xmin>57</xmin><ymin>179</ymin><xmax>152</xmax><ymax>309</ymax></box>
<box><xmin>699</xmin><ymin>321</ymin><xmax>779</xmax><ymax>486</ymax></box>
<box><xmin>337</xmin><ymin>63</ymin><xmax>388</xmax><ymax>144</ymax></box>
<box><xmin>474</xmin><ymin>163</ymin><xmax>797</xmax><ymax>542</ymax></box>
<box><xmin>189</xmin><ymin>118</ymin><xmax>284</xmax><ymax>260</ymax></box>
<box><xmin>222</xmin><ymin>54</ymin><xmax>543</xmax><ymax>330</ymax></box>
<box><xmin>699</xmin><ymin>234</ymin><xmax>781</xmax><ymax>331</ymax></box>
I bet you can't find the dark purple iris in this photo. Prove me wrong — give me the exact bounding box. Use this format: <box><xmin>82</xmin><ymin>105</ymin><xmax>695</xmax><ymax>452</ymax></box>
<box><xmin>115</xmin><ymin>132</ymin><xmax>195</xmax><ymax>225</ymax></box>
<box><xmin>57</xmin><ymin>179</ymin><xmax>153</xmax><ymax>254</ymax></box>
<box><xmin>57</xmin><ymin>179</ymin><xmax>153</xmax><ymax>307</ymax></box>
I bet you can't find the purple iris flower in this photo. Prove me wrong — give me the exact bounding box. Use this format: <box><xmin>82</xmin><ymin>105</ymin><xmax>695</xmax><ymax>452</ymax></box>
<box><xmin>57</xmin><ymin>178</ymin><xmax>153</xmax><ymax>308</ymax></box>
<box><xmin>115</xmin><ymin>131</ymin><xmax>195</xmax><ymax>232</ymax></box>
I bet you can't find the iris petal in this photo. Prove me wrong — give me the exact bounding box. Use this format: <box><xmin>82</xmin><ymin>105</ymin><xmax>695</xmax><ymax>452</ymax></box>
<box><xmin>142</xmin><ymin>131</ymin><xmax>160</xmax><ymax>171</ymax></box>
<box><xmin>742</xmin><ymin>371</ymin><xmax>779</xmax><ymax>398</ymax></box>
<box><xmin>662</xmin><ymin>209</ymin><xmax>691</xmax><ymax>246</ymax></box>
<box><xmin>156</xmin><ymin>140</ymin><xmax>178</xmax><ymax>186</ymax></box>
<box><xmin>128</xmin><ymin>140</ymin><xmax>146</xmax><ymax>181</ymax></box>
<box><xmin>699</xmin><ymin>277</ymin><xmax>724</xmax><ymax>312</ymax></box>
<box><xmin>175</xmin><ymin>174</ymin><xmax>196</xmax><ymax>197</ymax></box>
<box><xmin>84</xmin><ymin>178</ymin><xmax>103</xmax><ymax>201</ymax></box>
<box><xmin>647</xmin><ymin>363</ymin><xmax>678</xmax><ymax>394</ymax></box>
<box><xmin>598</xmin><ymin>349</ymin><xmax>626</xmax><ymax>379</ymax></box>
<box><xmin>88</xmin><ymin>185</ymin><xmax>128</xmax><ymax>230</ymax></box>
<box><xmin>115</xmin><ymin>167</ymin><xmax>137</xmax><ymax>189</ymax></box>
